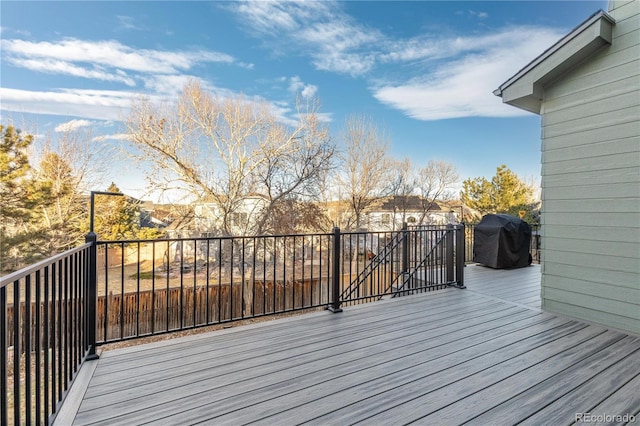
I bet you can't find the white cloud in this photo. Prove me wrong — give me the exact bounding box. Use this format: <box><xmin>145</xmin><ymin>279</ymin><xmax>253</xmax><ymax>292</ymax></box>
<box><xmin>468</xmin><ymin>10</ymin><xmax>489</xmax><ymax>19</ymax></box>
<box><xmin>228</xmin><ymin>1</ymin><xmax>568</xmax><ymax>120</ymax></box>
<box><xmin>55</xmin><ymin>119</ymin><xmax>94</xmax><ymax>132</ymax></box>
<box><xmin>0</xmin><ymin>87</ymin><xmax>133</xmax><ymax>121</ymax></box>
<box><xmin>227</xmin><ymin>1</ymin><xmax>382</xmax><ymax>76</ymax></box>
<box><xmin>1</xmin><ymin>38</ymin><xmax>235</xmax><ymax>74</ymax></box>
<box><xmin>228</xmin><ymin>1</ymin><xmax>333</xmax><ymax>34</ymax></box>
<box><xmin>143</xmin><ymin>74</ymin><xmax>204</xmax><ymax>97</ymax></box>
<box><xmin>373</xmin><ymin>27</ymin><xmax>563</xmax><ymax>120</ymax></box>
<box><xmin>0</xmin><ymin>37</ymin><xmax>248</xmax><ymax>121</ymax></box>
<box><xmin>288</xmin><ymin>76</ymin><xmax>318</xmax><ymax>98</ymax></box>
<box><xmin>116</xmin><ymin>15</ymin><xmax>143</xmax><ymax>31</ymax></box>
<box><xmin>6</xmin><ymin>57</ymin><xmax>136</xmax><ymax>86</ymax></box>
<box><xmin>93</xmin><ymin>133</ymin><xmax>132</xmax><ymax>142</ymax></box>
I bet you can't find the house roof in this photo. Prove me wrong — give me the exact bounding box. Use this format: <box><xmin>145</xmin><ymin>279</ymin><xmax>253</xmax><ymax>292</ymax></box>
<box><xmin>373</xmin><ymin>195</ymin><xmax>442</xmax><ymax>212</ymax></box>
<box><xmin>494</xmin><ymin>9</ymin><xmax>615</xmax><ymax>114</ymax></box>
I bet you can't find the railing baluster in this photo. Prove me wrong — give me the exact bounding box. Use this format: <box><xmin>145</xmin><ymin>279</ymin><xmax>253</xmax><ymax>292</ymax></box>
<box><xmin>151</xmin><ymin>242</ymin><xmax>156</xmax><ymax>334</ymax></box>
<box><xmin>43</xmin><ymin>266</ymin><xmax>50</xmax><ymax>423</ymax></box>
<box><xmin>251</xmin><ymin>237</ymin><xmax>256</xmax><ymax>316</ymax></box>
<box><xmin>193</xmin><ymin>239</ymin><xmax>197</xmax><ymax>326</ymax></box>
<box><xmin>166</xmin><ymin>240</ymin><xmax>170</xmax><ymax>332</ymax></box>
<box><xmin>103</xmin><ymin>245</ymin><xmax>108</xmax><ymax>342</ymax></box>
<box><xmin>24</xmin><ymin>274</ymin><xmax>32</xmax><ymax>425</ymax></box>
<box><xmin>120</xmin><ymin>243</ymin><xmax>125</xmax><ymax>339</ymax></box>
<box><xmin>205</xmin><ymin>240</ymin><xmax>210</xmax><ymax>325</ymax></box>
<box><xmin>136</xmin><ymin>241</ymin><xmax>141</xmax><ymax>336</ymax></box>
<box><xmin>64</xmin><ymin>256</ymin><xmax>70</xmax><ymax>388</ymax></box>
<box><xmin>35</xmin><ymin>270</ymin><xmax>42</xmax><ymax>425</ymax></box>
<box><xmin>13</xmin><ymin>280</ymin><xmax>20</xmax><ymax>425</ymax></box>
<box><xmin>273</xmin><ymin>237</ymin><xmax>277</xmax><ymax>314</ymax></box>
<box><xmin>241</xmin><ymin>238</ymin><xmax>245</xmax><ymax>318</ymax></box>
<box><xmin>0</xmin><ymin>285</ymin><xmax>6</xmax><ymax>426</ymax></box>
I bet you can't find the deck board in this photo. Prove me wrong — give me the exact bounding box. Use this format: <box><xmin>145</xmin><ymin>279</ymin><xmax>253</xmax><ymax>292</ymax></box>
<box><xmin>62</xmin><ymin>265</ymin><xmax>640</xmax><ymax>426</ymax></box>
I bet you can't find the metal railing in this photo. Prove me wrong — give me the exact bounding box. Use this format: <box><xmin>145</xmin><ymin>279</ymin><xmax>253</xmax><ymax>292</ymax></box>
<box><xmin>464</xmin><ymin>222</ymin><xmax>541</xmax><ymax>264</ymax></box>
<box><xmin>1</xmin><ymin>243</ymin><xmax>94</xmax><ymax>426</ymax></box>
<box><xmin>339</xmin><ymin>225</ymin><xmax>464</xmax><ymax>307</ymax></box>
<box><xmin>92</xmin><ymin>225</ymin><xmax>464</xmax><ymax>343</ymax></box>
<box><xmin>94</xmin><ymin>233</ymin><xmax>335</xmax><ymax>344</ymax></box>
<box><xmin>1</xmin><ymin>224</ymin><xmax>464</xmax><ymax>424</ymax></box>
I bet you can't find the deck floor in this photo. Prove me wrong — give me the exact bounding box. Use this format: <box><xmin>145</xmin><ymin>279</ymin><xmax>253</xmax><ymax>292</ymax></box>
<box><xmin>61</xmin><ymin>265</ymin><xmax>640</xmax><ymax>425</ymax></box>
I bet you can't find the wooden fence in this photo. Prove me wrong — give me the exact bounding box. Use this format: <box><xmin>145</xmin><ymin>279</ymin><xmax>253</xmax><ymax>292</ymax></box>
<box><xmin>97</xmin><ymin>277</ymin><xmax>329</xmax><ymax>342</ymax></box>
<box><xmin>6</xmin><ymin>278</ymin><xmax>329</xmax><ymax>350</ymax></box>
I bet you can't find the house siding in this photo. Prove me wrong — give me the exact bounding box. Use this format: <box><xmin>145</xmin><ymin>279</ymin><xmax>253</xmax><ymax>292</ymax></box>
<box><xmin>539</xmin><ymin>0</ymin><xmax>640</xmax><ymax>334</ymax></box>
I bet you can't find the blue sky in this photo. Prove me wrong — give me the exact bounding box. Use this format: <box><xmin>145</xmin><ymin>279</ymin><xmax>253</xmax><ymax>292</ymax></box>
<box><xmin>1</xmin><ymin>0</ymin><xmax>608</xmax><ymax>200</ymax></box>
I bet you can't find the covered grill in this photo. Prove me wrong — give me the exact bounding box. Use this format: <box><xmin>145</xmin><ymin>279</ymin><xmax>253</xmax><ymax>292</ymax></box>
<box><xmin>473</xmin><ymin>214</ymin><xmax>532</xmax><ymax>268</ymax></box>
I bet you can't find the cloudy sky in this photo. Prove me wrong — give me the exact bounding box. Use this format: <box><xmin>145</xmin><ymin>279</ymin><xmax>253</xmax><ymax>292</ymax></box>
<box><xmin>0</xmin><ymin>0</ymin><xmax>608</xmax><ymax>199</ymax></box>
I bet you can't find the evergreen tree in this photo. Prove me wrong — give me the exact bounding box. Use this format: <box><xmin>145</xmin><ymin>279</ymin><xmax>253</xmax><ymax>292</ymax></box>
<box><xmin>92</xmin><ymin>183</ymin><xmax>163</xmax><ymax>241</ymax></box>
<box><xmin>0</xmin><ymin>125</ymin><xmax>52</xmax><ymax>269</ymax></box>
<box><xmin>461</xmin><ymin>165</ymin><xmax>537</xmax><ymax>221</ymax></box>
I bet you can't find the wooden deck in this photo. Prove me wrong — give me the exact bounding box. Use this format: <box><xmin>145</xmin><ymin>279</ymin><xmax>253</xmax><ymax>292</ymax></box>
<box><xmin>59</xmin><ymin>264</ymin><xmax>640</xmax><ymax>425</ymax></box>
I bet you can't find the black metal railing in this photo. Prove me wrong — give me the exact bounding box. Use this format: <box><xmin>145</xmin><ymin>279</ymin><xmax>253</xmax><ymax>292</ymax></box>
<box><xmin>1</xmin><ymin>224</ymin><xmax>465</xmax><ymax>424</ymax></box>
<box><xmin>1</xmin><ymin>243</ymin><xmax>94</xmax><ymax>426</ymax></box>
<box><xmin>464</xmin><ymin>222</ymin><xmax>541</xmax><ymax>264</ymax></box>
<box><xmin>92</xmin><ymin>225</ymin><xmax>464</xmax><ymax>343</ymax></box>
<box><xmin>339</xmin><ymin>225</ymin><xmax>464</xmax><ymax>306</ymax></box>
<box><xmin>94</xmin><ymin>233</ymin><xmax>335</xmax><ymax>344</ymax></box>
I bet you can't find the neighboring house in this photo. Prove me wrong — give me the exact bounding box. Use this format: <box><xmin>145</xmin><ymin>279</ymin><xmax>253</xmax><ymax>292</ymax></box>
<box><xmin>363</xmin><ymin>195</ymin><xmax>454</xmax><ymax>231</ymax></box>
<box><xmin>494</xmin><ymin>0</ymin><xmax>639</xmax><ymax>334</ymax></box>
<box><xmin>194</xmin><ymin>194</ymin><xmax>268</xmax><ymax>236</ymax></box>
<box><xmin>138</xmin><ymin>201</ymin><xmax>172</xmax><ymax>229</ymax></box>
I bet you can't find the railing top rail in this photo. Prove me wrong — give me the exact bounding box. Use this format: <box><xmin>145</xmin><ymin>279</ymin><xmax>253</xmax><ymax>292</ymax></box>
<box><xmin>341</xmin><ymin>225</ymin><xmax>452</xmax><ymax>236</ymax></box>
<box><xmin>0</xmin><ymin>242</ymin><xmax>92</xmax><ymax>288</ymax></box>
<box><xmin>96</xmin><ymin>231</ymin><xmax>335</xmax><ymax>244</ymax></box>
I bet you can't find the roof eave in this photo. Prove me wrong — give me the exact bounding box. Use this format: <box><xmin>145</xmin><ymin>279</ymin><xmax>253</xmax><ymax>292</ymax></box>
<box><xmin>494</xmin><ymin>10</ymin><xmax>616</xmax><ymax>114</ymax></box>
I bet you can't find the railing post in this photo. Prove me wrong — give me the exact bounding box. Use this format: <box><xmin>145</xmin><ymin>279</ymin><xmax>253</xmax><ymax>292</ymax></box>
<box><xmin>401</xmin><ymin>222</ymin><xmax>409</xmax><ymax>274</ymax></box>
<box><xmin>401</xmin><ymin>222</ymin><xmax>410</xmax><ymax>289</ymax></box>
<box><xmin>456</xmin><ymin>224</ymin><xmax>466</xmax><ymax>288</ymax></box>
<box><xmin>85</xmin><ymin>232</ymin><xmax>99</xmax><ymax>360</ymax></box>
<box><xmin>328</xmin><ymin>227</ymin><xmax>343</xmax><ymax>313</ymax></box>
<box><xmin>446</xmin><ymin>224</ymin><xmax>454</xmax><ymax>284</ymax></box>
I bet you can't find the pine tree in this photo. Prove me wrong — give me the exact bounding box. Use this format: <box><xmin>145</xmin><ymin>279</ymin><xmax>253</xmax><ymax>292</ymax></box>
<box><xmin>461</xmin><ymin>165</ymin><xmax>537</xmax><ymax>221</ymax></box>
<box><xmin>92</xmin><ymin>183</ymin><xmax>163</xmax><ymax>241</ymax></box>
<box><xmin>0</xmin><ymin>125</ymin><xmax>52</xmax><ymax>269</ymax></box>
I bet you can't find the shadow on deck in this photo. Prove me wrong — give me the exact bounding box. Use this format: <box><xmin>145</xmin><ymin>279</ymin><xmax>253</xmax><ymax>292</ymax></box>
<box><xmin>58</xmin><ymin>265</ymin><xmax>640</xmax><ymax>425</ymax></box>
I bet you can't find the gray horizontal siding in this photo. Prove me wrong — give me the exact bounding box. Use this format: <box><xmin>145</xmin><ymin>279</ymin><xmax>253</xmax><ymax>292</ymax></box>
<box><xmin>543</xmin><ymin>120</ymin><xmax>640</xmax><ymax>151</ymax></box>
<box><xmin>542</xmin><ymin>249</ymin><xmax>639</xmax><ymax>274</ymax></box>
<box><xmin>544</xmin><ymin>261</ymin><xmax>640</xmax><ymax>289</ymax></box>
<box><xmin>543</xmin><ymin>88</ymin><xmax>639</xmax><ymax>127</ymax></box>
<box><xmin>543</xmin><ymin>63</ymin><xmax>640</xmax><ymax>115</ymax></box>
<box><xmin>544</xmin><ymin>198</ymin><xmax>640</xmax><ymax>212</ymax></box>
<box><xmin>542</xmin><ymin>298</ymin><xmax>639</xmax><ymax>334</ymax></box>
<box><xmin>543</xmin><ymin>152</ymin><xmax>640</xmax><ymax>175</ymax></box>
<box><xmin>544</xmin><ymin>182</ymin><xmax>639</xmax><ymax>200</ymax></box>
<box><xmin>518</xmin><ymin>0</ymin><xmax>640</xmax><ymax>334</ymax></box>
<box><xmin>543</xmin><ymin>235</ymin><xmax>639</xmax><ymax>259</ymax></box>
<box><xmin>543</xmin><ymin>167</ymin><xmax>639</xmax><ymax>187</ymax></box>
<box><xmin>542</xmin><ymin>136</ymin><xmax>639</xmax><ymax>163</ymax></box>
<box><xmin>543</xmin><ymin>224</ymin><xmax>640</xmax><ymax>244</ymax></box>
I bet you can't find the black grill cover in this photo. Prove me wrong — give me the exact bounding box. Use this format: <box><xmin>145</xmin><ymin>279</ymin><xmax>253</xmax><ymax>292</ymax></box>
<box><xmin>473</xmin><ymin>214</ymin><xmax>532</xmax><ymax>269</ymax></box>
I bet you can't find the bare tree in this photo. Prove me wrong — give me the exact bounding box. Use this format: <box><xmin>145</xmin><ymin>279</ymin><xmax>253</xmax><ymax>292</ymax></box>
<box><xmin>416</xmin><ymin>160</ymin><xmax>459</xmax><ymax>222</ymax></box>
<box><xmin>386</xmin><ymin>157</ymin><xmax>418</xmax><ymax>229</ymax></box>
<box><xmin>338</xmin><ymin>114</ymin><xmax>392</xmax><ymax>230</ymax></box>
<box><xmin>32</xmin><ymin>126</ymin><xmax>112</xmax><ymax>252</ymax></box>
<box><xmin>125</xmin><ymin>80</ymin><xmax>334</xmax><ymax>236</ymax></box>
<box><xmin>126</xmin><ymin>81</ymin><xmax>335</xmax><ymax>315</ymax></box>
